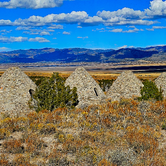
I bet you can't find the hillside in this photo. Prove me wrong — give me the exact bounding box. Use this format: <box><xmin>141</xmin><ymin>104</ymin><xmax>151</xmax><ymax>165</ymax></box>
<box><xmin>0</xmin><ymin>46</ymin><xmax>166</xmax><ymax>63</ymax></box>
<box><xmin>0</xmin><ymin>99</ymin><xmax>165</xmax><ymax>165</ymax></box>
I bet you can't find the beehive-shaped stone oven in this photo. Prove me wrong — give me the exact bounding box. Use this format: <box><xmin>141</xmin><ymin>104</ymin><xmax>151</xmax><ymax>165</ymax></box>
<box><xmin>65</xmin><ymin>67</ymin><xmax>106</xmax><ymax>107</ymax></box>
<box><xmin>0</xmin><ymin>67</ymin><xmax>37</xmax><ymax>115</ymax></box>
<box><xmin>106</xmin><ymin>70</ymin><xmax>144</xmax><ymax>101</ymax></box>
<box><xmin>155</xmin><ymin>72</ymin><xmax>166</xmax><ymax>98</ymax></box>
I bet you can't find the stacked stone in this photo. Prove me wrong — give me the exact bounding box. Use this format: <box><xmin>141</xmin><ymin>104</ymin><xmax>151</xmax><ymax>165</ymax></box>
<box><xmin>65</xmin><ymin>67</ymin><xmax>106</xmax><ymax>108</ymax></box>
<box><xmin>0</xmin><ymin>67</ymin><xmax>37</xmax><ymax>116</ymax></box>
<box><xmin>106</xmin><ymin>70</ymin><xmax>144</xmax><ymax>101</ymax></box>
<box><xmin>155</xmin><ymin>72</ymin><xmax>166</xmax><ymax>97</ymax></box>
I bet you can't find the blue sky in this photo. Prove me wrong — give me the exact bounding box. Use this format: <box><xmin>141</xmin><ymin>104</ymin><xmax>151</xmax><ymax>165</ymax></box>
<box><xmin>1</xmin><ymin>0</ymin><xmax>166</xmax><ymax>51</ymax></box>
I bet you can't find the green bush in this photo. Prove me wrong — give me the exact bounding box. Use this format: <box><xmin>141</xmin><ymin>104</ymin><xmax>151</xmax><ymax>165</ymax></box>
<box><xmin>138</xmin><ymin>80</ymin><xmax>163</xmax><ymax>101</ymax></box>
<box><xmin>98</xmin><ymin>79</ymin><xmax>114</xmax><ymax>92</ymax></box>
<box><xmin>162</xmin><ymin>121</ymin><xmax>166</xmax><ymax>130</ymax></box>
<box><xmin>29</xmin><ymin>76</ymin><xmax>47</xmax><ymax>86</ymax></box>
<box><xmin>30</xmin><ymin>72</ymin><xmax>78</xmax><ymax>112</ymax></box>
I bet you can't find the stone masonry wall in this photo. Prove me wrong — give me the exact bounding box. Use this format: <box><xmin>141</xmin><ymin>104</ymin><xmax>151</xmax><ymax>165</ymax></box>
<box><xmin>0</xmin><ymin>67</ymin><xmax>37</xmax><ymax>116</ymax></box>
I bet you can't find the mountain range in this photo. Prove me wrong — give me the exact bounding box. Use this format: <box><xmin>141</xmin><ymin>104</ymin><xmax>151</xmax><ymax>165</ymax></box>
<box><xmin>1</xmin><ymin>46</ymin><xmax>166</xmax><ymax>63</ymax></box>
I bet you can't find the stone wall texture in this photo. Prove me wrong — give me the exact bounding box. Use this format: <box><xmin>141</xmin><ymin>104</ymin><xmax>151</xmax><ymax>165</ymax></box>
<box><xmin>0</xmin><ymin>67</ymin><xmax>37</xmax><ymax>116</ymax></box>
<box><xmin>65</xmin><ymin>67</ymin><xmax>106</xmax><ymax>108</ymax></box>
<box><xmin>155</xmin><ymin>72</ymin><xmax>166</xmax><ymax>97</ymax></box>
<box><xmin>106</xmin><ymin>70</ymin><xmax>144</xmax><ymax>101</ymax></box>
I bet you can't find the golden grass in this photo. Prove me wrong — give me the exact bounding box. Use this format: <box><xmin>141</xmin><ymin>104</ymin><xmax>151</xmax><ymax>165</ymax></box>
<box><xmin>0</xmin><ymin>70</ymin><xmax>162</xmax><ymax>81</ymax></box>
<box><xmin>24</xmin><ymin>71</ymin><xmax>161</xmax><ymax>81</ymax></box>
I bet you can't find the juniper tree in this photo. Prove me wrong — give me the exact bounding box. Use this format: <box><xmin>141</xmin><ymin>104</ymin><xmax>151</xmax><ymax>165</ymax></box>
<box><xmin>138</xmin><ymin>80</ymin><xmax>163</xmax><ymax>101</ymax></box>
<box><xmin>30</xmin><ymin>72</ymin><xmax>78</xmax><ymax>112</ymax></box>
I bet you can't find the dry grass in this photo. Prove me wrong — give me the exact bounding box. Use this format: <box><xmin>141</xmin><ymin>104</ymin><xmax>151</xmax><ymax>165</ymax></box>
<box><xmin>0</xmin><ymin>70</ymin><xmax>162</xmax><ymax>81</ymax></box>
<box><xmin>23</xmin><ymin>71</ymin><xmax>162</xmax><ymax>81</ymax></box>
<box><xmin>0</xmin><ymin>99</ymin><xmax>166</xmax><ymax>165</ymax></box>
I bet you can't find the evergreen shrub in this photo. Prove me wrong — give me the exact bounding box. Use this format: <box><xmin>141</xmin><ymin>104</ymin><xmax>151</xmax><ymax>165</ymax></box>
<box><xmin>30</xmin><ymin>72</ymin><xmax>78</xmax><ymax>112</ymax></box>
<box><xmin>138</xmin><ymin>80</ymin><xmax>163</xmax><ymax>101</ymax></box>
<box><xmin>98</xmin><ymin>79</ymin><xmax>114</xmax><ymax>92</ymax></box>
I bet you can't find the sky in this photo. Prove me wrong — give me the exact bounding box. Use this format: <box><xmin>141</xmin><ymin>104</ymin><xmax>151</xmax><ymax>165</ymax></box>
<box><xmin>1</xmin><ymin>0</ymin><xmax>166</xmax><ymax>51</ymax></box>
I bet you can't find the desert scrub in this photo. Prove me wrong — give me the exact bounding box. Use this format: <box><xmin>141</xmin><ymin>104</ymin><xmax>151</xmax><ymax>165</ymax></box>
<box><xmin>107</xmin><ymin>149</ymin><xmax>137</xmax><ymax>166</ymax></box>
<box><xmin>77</xmin><ymin>144</ymin><xmax>102</xmax><ymax>165</ymax></box>
<box><xmin>30</xmin><ymin>72</ymin><xmax>78</xmax><ymax>112</ymax></box>
<box><xmin>0</xmin><ymin>154</ymin><xmax>9</xmax><ymax>166</ymax></box>
<box><xmin>48</xmin><ymin>150</ymin><xmax>69</xmax><ymax>166</ymax></box>
<box><xmin>37</xmin><ymin>123</ymin><xmax>57</xmax><ymax>135</ymax></box>
<box><xmin>55</xmin><ymin>130</ymin><xmax>66</xmax><ymax>143</ymax></box>
<box><xmin>0</xmin><ymin>128</ymin><xmax>10</xmax><ymax>140</ymax></box>
<box><xmin>162</xmin><ymin>120</ymin><xmax>166</xmax><ymax>130</ymax></box>
<box><xmin>0</xmin><ymin>117</ymin><xmax>14</xmax><ymax>132</ymax></box>
<box><xmin>98</xmin><ymin>159</ymin><xmax>110</xmax><ymax>166</ymax></box>
<box><xmin>3</xmin><ymin>139</ymin><xmax>24</xmax><ymax>154</ymax></box>
<box><xmin>25</xmin><ymin>134</ymin><xmax>45</xmax><ymax>153</ymax></box>
<box><xmin>11</xmin><ymin>154</ymin><xmax>35</xmax><ymax>166</ymax></box>
<box><xmin>61</xmin><ymin>134</ymin><xmax>77</xmax><ymax>154</ymax></box>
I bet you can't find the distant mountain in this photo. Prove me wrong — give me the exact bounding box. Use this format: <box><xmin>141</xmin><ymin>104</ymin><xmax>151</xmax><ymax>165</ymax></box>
<box><xmin>0</xmin><ymin>46</ymin><xmax>166</xmax><ymax>63</ymax></box>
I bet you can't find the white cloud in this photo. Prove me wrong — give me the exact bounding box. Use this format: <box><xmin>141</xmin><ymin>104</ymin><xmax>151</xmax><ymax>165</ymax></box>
<box><xmin>92</xmin><ymin>28</ymin><xmax>107</xmax><ymax>32</ymax></box>
<box><xmin>23</xmin><ymin>31</ymin><xmax>39</xmax><ymax>35</ymax></box>
<box><xmin>105</xmin><ymin>20</ymin><xmax>156</xmax><ymax>26</ymax></box>
<box><xmin>77</xmin><ymin>36</ymin><xmax>88</xmax><ymax>39</ymax></box>
<box><xmin>146</xmin><ymin>28</ymin><xmax>154</xmax><ymax>31</ymax></box>
<box><xmin>63</xmin><ymin>31</ymin><xmax>70</xmax><ymax>35</ymax></box>
<box><xmin>29</xmin><ymin>37</ymin><xmax>50</xmax><ymax>42</ymax></box>
<box><xmin>12</xmin><ymin>11</ymin><xmax>89</xmax><ymax>27</ymax></box>
<box><xmin>145</xmin><ymin>0</ymin><xmax>166</xmax><ymax>18</ymax></box>
<box><xmin>96</xmin><ymin>7</ymin><xmax>156</xmax><ymax>26</ymax></box>
<box><xmin>110</xmin><ymin>29</ymin><xmax>123</xmax><ymax>32</ymax></box>
<box><xmin>48</xmin><ymin>24</ymin><xmax>63</xmax><ymax>29</ymax></box>
<box><xmin>110</xmin><ymin>27</ymin><xmax>141</xmax><ymax>33</ymax></box>
<box><xmin>146</xmin><ymin>25</ymin><xmax>166</xmax><ymax>31</ymax></box>
<box><xmin>40</xmin><ymin>31</ymin><xmax>50</xmax><ymax>36</ymax></box>
<box><xmin>123</xmin><ymin>28</ymin><xmax>139</xmax><ymax>33</ymax></box>
<box><xmin>48</xmin><ymin>29</ymin><xmax>55</xmax><ymax>32</ymax></box>
<box><xmin>0</xmin><ymin>0</ymin><xmax>63</xmax><ymax>9</ymax></box>
<box><xmin>0</xmin><ymin>36</ymin><xmax>28</xmax><ymax>43</ymax></box>
<box><xmin>57</xmin><ymin>11</ymin><xmax>88</xmax><ymax>23</ymax></box>
<box><xmin>23</xmin><ymin>29</ymin><xmax>51</xmax><ymax>36</ymax></box>
<box><xmin>0</xmin><ymin>36</ymin><xmax>50</xmax><ymax>43</ymax></box>
<box><xmin>16</xmin><ymin>26</ymin><xmax>32</xmax><ymax>30</ymax></box>
<box><xmin>82</xmin><ymin>16</ymin><xmax>104</xmax><ymax>26</ymax></box>
<box><xmin>0</xmin><ymin>29</ymin><xmax>12</xmax><ymax>34</ymax></box>
<box><xmin>77</xmin><ymin>26</ymin><xmax>82</xmax><ymax>28</ymax></box>
<box><xmin>96</xmin><ymin>28</ymin><xmax>105</xmax><ymax>31</ymax></box>
<box><xmin>97</xmin><ymin>8</ymin><xmax>144</xmax><ymax>20</ymax></box>
<box><xmin>129</xmin><ymin>26</ymin><xmax>136</xmax><ymax>28</ymax></box>
<box><xmin>0</xmin><ymin>19</ymin><xmax>12</xmax><ymax>26</ymax></box>
<box><xmin>153</xmin><ymin>26</ymin><xmax>166</xmax><ymax>29</ymax></box>
<box><xmin>96</xmin><ymin>2</ymin><xmax>165</xmax><ymax>26</ymax></box>
<box><xmin>1</xmin><ymin>1</ymin><xmax>166</xmax><ymax>28</ymax></box>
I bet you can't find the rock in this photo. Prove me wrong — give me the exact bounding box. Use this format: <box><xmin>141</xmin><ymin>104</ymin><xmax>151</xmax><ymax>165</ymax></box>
<box><xmin>65</xmin><ymin>67</ymin><xmax>106</xmax><ymax>108</ymax></box>
<box><xmin>106</xmin><ymin>70</ymin><xmax>144</xmax><ymax>101</ymax></box>
<box><xmin>155</xmin><ymin>72</ymin><xmax>166</xmax><ymax>97</ymax></box>
<box><xmin>0</xmin><ymin>67</ymin><xmax>37</xmax><ymax>116</ymax></box>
